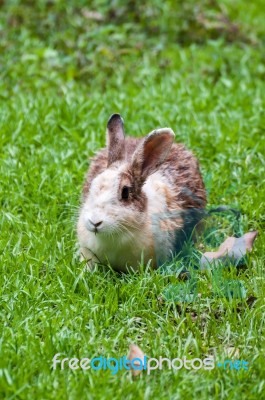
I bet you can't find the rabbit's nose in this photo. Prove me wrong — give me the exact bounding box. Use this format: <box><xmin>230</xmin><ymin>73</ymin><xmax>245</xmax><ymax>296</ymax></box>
<box><xmin>89</xmin><ymin>219</ymin><xmax>103</xmax><ymax>228</ymax></box>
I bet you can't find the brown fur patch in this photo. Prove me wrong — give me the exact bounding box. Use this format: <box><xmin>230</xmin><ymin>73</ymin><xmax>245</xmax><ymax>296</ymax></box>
<box><xmin>117</xmin><ymin>168</ymin><xmax>147</xmax><ymax>213</ymax></box>
<box><xmin>82</xmin><ymin>137</ymin><xmax>206</xmax><ymax>214</ymax></box>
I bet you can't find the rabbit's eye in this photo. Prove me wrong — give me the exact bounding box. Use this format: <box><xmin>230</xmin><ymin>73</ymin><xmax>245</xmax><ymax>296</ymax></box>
<box><xmin>121</xmin><ymin>186</ymin><xmax>130</xmax><ymax>200</ymax></box>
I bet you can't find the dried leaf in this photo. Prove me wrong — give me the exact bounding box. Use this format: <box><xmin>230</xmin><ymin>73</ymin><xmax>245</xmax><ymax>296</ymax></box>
<box><xmin>127</xmin><ymin>344</ymin><xmax>145</xmax><ymax>377</ymax></box>
<box><xmin>81</xmin><ymin>9</ymin><xmax>104</xmax><ymax>21</ymax></box>
<box><xmin>223</xmin><ymin>346</ymin><xmax>240</xmax><ymax>358</ymax></box>
<box><xmin>200</xmin><ymin>231</ymin><xmax>258</xmax><ymax>269</ymax></box>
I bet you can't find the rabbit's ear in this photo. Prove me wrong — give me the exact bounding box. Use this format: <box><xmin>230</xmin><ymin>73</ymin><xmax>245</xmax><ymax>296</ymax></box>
<box><xmin>106</xmin><ymin>114</ymin><xmax>125</xmax><ymax>166</ymax></box>
<box><xmin>131</xmin><ymin>128</ymin><xmax>174</xmax><ymax>186</ymax></box>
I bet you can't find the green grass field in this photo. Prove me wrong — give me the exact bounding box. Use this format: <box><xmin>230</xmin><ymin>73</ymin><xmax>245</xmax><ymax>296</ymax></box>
<box><xmin>0</xmin><ymin>1</ymin><xmax>264</xmax><ymax>399</ymax></box>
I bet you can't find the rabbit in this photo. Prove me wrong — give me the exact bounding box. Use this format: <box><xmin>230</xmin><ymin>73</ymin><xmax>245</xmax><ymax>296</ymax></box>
<box><xmin>77</xmin><ymin>114</ymin><xmax>207</xmax><ymax>271</ymax></box>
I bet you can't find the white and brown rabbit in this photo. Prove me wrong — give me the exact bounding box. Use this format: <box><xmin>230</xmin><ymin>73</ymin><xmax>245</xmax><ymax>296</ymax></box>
<box><xmin>77</xmin><ymin>114</ymin><xmax>206</xmax><ymax>271</ymax></box>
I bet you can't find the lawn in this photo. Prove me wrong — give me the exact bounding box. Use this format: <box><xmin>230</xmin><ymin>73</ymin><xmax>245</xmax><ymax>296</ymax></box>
<box><xmin>0</xmin><ymin>1</ymin><xmax>264</xmax><ymax>399</ymax></box>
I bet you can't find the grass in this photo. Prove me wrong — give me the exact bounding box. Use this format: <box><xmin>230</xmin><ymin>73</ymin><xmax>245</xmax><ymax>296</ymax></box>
<box><xmin>0</xmin><ymin>1</ymin><xmax>265</xmax><ymax>399</ymax></box>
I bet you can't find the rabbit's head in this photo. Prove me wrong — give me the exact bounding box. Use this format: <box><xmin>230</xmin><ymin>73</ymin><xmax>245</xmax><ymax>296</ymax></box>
<box><xmin>80</xmin><ymin>114</ymin><xmax>175</xmax><ymax>237</ymax></box>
